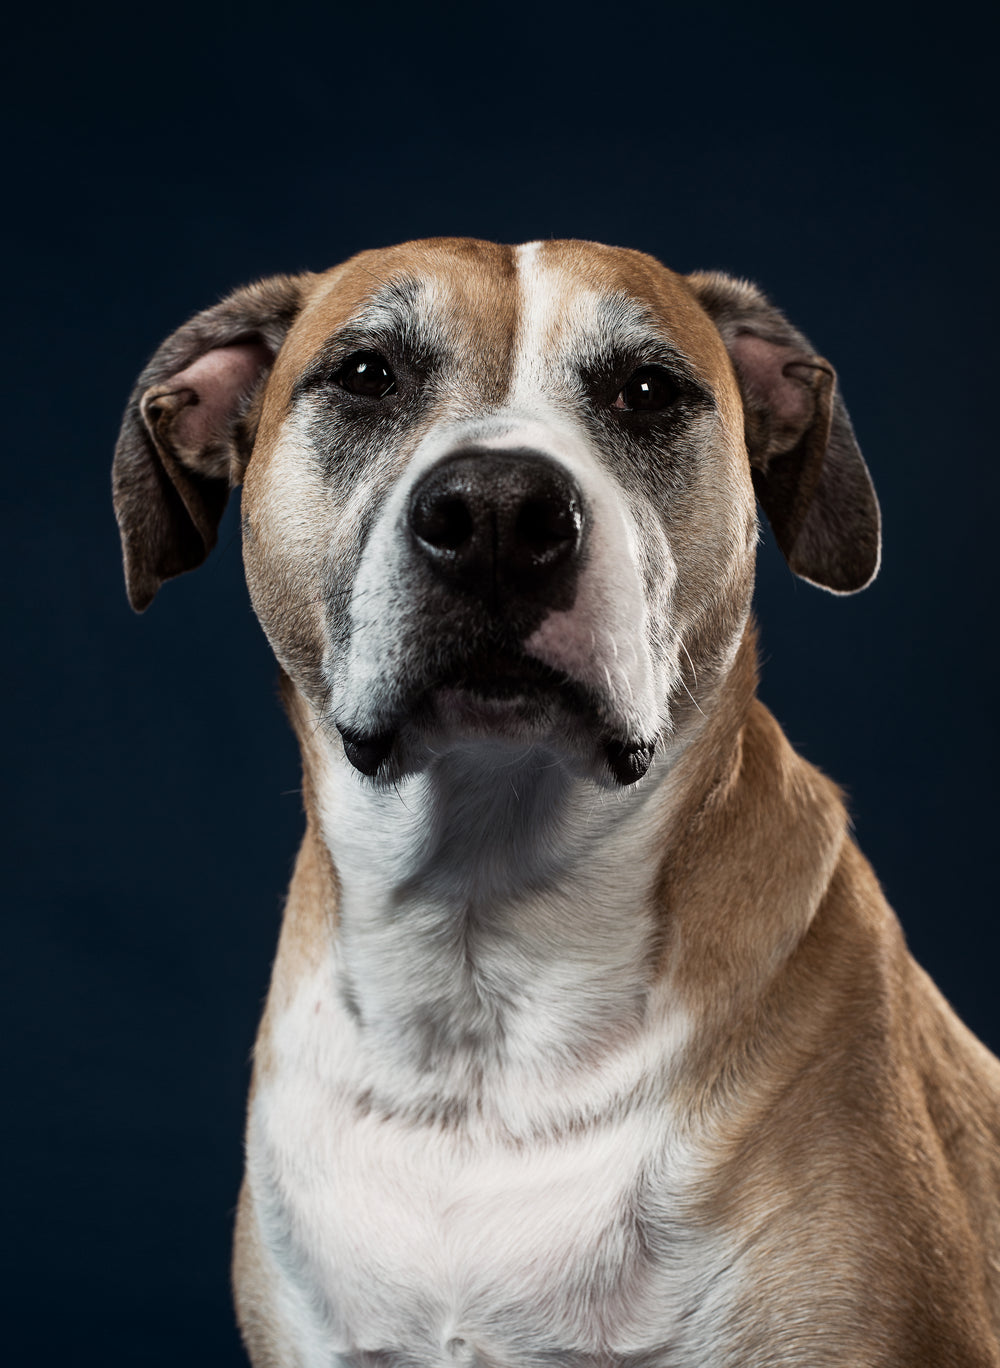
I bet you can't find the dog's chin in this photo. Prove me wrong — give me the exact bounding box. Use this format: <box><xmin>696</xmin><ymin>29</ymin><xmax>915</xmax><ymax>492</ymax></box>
<box><xmin>336</xmin><ymin>674</ymin><xmax>656</xmax><ymax>788</ymax></box>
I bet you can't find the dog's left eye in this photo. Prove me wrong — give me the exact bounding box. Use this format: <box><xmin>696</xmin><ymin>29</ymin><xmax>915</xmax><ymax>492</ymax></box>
<box><xmin>334</xmin><ymin>351</ymin><xmax>397</xmax><ymax>399</ymax></box>
<box><xmin>613</xmin><ymin>366</ymin><xmax>678</xmax><ymax>412</ymax></box>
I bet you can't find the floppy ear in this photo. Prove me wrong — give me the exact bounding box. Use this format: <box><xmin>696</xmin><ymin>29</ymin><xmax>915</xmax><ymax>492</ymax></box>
<box><xmin>112</xmin><ymin>273</ymin><xmax>311</xmax><ymax>611</ymax></box>
<box><xmin>688</xmin><ymin>272</ymin><xmax>881</xmax><ymax>593</ymax></box>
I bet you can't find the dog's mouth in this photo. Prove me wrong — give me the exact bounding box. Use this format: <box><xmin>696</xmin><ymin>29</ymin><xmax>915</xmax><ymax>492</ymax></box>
<box><xmin>336</xmin><ymin>646</ymin><xmax>655</xmax><ymax>786</ymax></box>
<box><xmin>436</xmin><ymin>647</ymin><xmax>578</xmax><ymax>705</ymax></box>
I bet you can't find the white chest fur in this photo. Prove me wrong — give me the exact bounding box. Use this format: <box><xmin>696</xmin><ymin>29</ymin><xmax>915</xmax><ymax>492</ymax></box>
<box><xmin>244</xmin><ymin>751</ymin><xmax>743</xmax><ymax>1366</ymax></box>
<box><xmin>247</xmin><ymin>959</ymin><xmax>739</xmax><ymax>1368</ymax></box>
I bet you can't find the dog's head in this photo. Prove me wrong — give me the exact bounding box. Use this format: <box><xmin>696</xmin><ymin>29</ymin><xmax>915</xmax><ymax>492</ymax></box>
<box><xmin>114</xmin><ymin>239</ymin><xmax>879</xmax><ymax>788</ymax></box>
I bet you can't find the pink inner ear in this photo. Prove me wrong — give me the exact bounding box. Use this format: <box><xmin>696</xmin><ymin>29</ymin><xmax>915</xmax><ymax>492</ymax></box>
<box><xmin>729</xmin><ymin>332</ymin><xmax>818</xmax><ymax>430</ymax></box>
<box><xmin>167</xmin><ymin>341</ymin><xmax>273</xmax><ymax>451</ymax></box>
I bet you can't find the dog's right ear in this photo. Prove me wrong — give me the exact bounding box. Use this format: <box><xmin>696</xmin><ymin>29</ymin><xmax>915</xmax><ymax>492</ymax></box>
<box><xmin>112</xmin><ymin>274</ymin><xmax>311</xmax><ymax>611</ymax></box>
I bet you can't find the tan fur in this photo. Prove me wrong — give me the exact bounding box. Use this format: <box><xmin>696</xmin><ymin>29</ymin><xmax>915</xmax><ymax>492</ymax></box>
<box><xmin>233</xmin><ymin>1179</ymin><xmax>286</xmax><ymax>1368</ymax></box>
<box><xmin>665</xmin><ymin>686</ymin><xmax>1000</xmax><ymax>1359</ymax></box>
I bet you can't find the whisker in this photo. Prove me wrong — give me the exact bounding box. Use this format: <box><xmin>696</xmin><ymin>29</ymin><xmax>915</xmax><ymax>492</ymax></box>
<box><xmin>677</xmin><ymin>637</ymin><xmax>705</xmax><ymax>716</ymax></box>
<box><xmin>679</xmin><ymin>636</ymin><xmax>698</xmax><ymax>689</ymax></box>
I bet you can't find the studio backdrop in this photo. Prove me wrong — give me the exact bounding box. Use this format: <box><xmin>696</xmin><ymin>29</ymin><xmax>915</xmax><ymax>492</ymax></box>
<box><xmin>4</xmin><ymin>3</ymin><xmax>996</xmax><ymax>1364</ymax></box>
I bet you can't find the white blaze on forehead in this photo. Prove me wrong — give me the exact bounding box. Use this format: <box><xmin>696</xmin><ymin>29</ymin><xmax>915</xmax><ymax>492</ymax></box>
<box><xmin>511</xmin><ymin>240</ymin><xmax>557</xmax><ymax>393</ymax></box>
<box><xmin>511</xmin><ymin>241</ymin><xmax>660</xmax><ymax>397</ymax></box>
<box><xmin>511</xmin><ymin>241</ymin><xmax>610</xmax><ymax>399</ymax></box>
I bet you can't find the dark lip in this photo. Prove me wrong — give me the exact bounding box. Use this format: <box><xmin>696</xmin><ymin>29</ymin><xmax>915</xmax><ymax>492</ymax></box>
<box><xmin>337</xmin><ymin>646</ymin><xmax>656</xmax><ymax>786</ymax></box>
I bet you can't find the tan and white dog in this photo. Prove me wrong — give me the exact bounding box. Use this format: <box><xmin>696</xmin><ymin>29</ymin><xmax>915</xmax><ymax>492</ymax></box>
<box><xmin>114</xmin><ymin>239</ymin><xmax>1000</xmax><ymax>1367</ymax></box>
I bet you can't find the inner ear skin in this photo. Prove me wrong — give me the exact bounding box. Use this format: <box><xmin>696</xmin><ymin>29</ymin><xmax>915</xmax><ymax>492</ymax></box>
<box><xmin>141</xmin><ymin>341</ymin><xmax>274</xmax><ymax>479</ymax></box>
<box><xmin>732</xmin><ymin>334</ymin><xmax>831</xmax><ymax>468</ymax></box>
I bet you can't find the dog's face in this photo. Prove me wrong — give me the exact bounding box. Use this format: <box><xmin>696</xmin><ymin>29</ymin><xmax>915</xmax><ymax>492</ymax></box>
<box><xmin>114</xmin><ymin>239</ymin><xmax>880</xmax><ymax>788</ymax></box>
<box><xmin>245</xmin><ymin>239</ymin><xmax>756</xmax><ymax>787</ymax></box>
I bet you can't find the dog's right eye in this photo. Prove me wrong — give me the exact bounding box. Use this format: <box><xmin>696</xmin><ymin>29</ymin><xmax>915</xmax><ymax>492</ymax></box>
<box><xmin>333</xmin><ymin>351</ymin><xmax>397</xmax><ymax>399</ymax></box>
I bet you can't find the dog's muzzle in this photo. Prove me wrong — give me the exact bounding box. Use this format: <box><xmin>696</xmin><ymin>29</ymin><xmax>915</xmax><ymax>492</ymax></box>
<box><xmin>336</xmin><ymin>448</ymin><xmax>655</xmax><ymax>787</ymax></box>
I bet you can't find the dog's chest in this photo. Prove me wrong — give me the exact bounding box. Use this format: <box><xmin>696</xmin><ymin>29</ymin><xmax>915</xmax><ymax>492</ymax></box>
<box><xmin>249</xmin><ymin>974</ymin><xmax>739</xmax><ymax>1368</ymax></box>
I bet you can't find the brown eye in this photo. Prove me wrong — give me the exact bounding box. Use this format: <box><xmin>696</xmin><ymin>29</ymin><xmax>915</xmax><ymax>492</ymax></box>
<box><xmin>613</xmin><ymin>366</ymin><xmax>678</xmax><ymax>412</ymax></box>
<box><xmin>335</xmin><ymin>351</ymin><xmax>397</xmax><ymax>398</ymax></box>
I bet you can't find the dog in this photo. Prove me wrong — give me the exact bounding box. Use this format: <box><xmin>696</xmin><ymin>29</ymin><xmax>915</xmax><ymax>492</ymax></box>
<box><xmin>113</xmin><ymin>238</ymin><xmax>1000</xmax><ymax>1366</ymax></box>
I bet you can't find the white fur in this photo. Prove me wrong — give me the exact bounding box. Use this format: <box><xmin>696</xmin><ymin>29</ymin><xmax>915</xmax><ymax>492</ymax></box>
<box><xmin>250</xmin><ymin>915</ymin><xmax>737</xmax><ymax>1367</ymax></box>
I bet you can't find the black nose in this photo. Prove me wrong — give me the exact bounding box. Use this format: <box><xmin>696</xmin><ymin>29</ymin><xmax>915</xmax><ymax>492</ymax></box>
<box><xmin>408</xmin><ymin>450</ymin><xmax>586</xmax><ymax>611</ymax></box>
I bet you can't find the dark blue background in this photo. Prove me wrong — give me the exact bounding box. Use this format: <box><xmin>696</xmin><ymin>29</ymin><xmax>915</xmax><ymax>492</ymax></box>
<box><xmin>5</xmin><ymin>3</ymin><xmax>997</xmax><ymax>1362</ymax></box>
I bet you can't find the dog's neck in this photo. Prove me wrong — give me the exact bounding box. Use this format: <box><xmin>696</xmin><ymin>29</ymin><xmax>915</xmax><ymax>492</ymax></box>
<box><xmin>273</xmin><ymin>632</ymin><xmax>844</xmax><ymax>1118</ymax></box>
<box><xmin>318</xmin><ymin>739</ymin><xmax>676</xmax><ymax>1074</ymax></box>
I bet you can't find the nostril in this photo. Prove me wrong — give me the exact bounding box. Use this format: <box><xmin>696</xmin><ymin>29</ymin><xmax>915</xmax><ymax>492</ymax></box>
<box><xmin>515</xmin><ymin>496</ymin><xmax>579</xmax><ymax>560</ymax></box>
<box><xmin>412</xmin><ymin>494</ymin><xmax>475</xmax><ymax>552</ymax></box>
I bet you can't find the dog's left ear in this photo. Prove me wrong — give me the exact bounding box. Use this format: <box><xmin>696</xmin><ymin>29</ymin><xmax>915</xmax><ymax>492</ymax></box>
<box><xmin>113</xmin><ymin>273</ymin><xmax>312</xmax><ymax>612</ymax></box>
<box><xmin>688</xmin><ymin>272</ymin><xmax>881</xmax><ymax>593</ymax></box>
